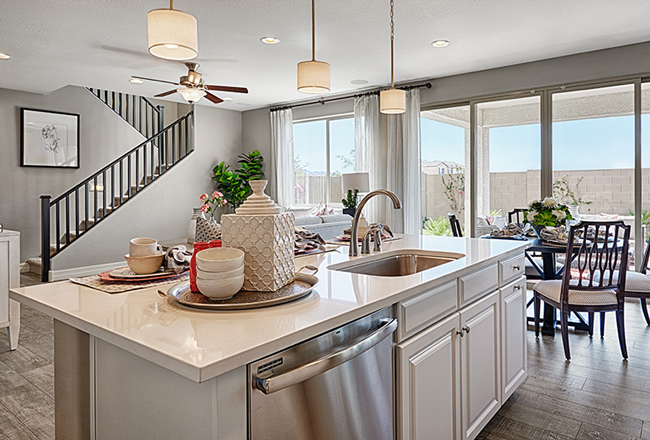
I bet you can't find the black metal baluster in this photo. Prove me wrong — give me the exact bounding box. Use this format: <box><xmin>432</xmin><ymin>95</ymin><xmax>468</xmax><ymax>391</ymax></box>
<box><xmin>184</xmin><ymin>118</ymin><xmax>189</xmax><ymax>157</ymax></box>
<box><xmin>143</xmin><ymin>143</ymin><xmax>148</xmax><ymax>187</ymax></box>
<box><xmin>172</xmin><ymin>125</ymin><xmax>177</xmax><ymax>164</ymax></box>
<box><xmin>102</xmin><ymin>170</ymin><xmax>107</xmax><ymax>220</ymax></box>
<box><xmin>111</xmin><ymin>165</ymin><xmax>115</xmax><ymax>210</ymax></box>
<box><xmin>55</xmin><ymin>202</ymin><xmax>60</xmax><ymax>252</ymax></box>
<box><xmin>75</xmin><ymin>188</ymin><xmax>79</xmax><ymax>239</ymax></box>
<box><xmin>93</xmin><ymin>176</ymin><xmax>98</xmax><ymax>223</ymax></box>
<box><xmin>119</xmin><ymin>159</ymin><xmax>124</xmax><ymax>205</ymax></box>
<box><xmin>84</xmin><ymin>183</ymin><xmax>89</xmax><ymax>232</ymax></box>
<box><xmin>119</xmin><ymin>93</ymin><xmax>123</xmax><ymax>118</ymax></box>
<box><xmin>150</xmin><ymin>141</ymin><xmax>154</xmax><ymax>183</ymax></box>
<box><xmin>139</xmin><ymin>98</ymin><xmax>143</xmax><ymax>134</ymax></box>
<box><xmin>135</xmin><ymin>148</ymin><xmax>140</xmax><ymax>193</ymax></box>
<box><xmin>65</xmin><ymin>195</ymin><xmax>70</xmax><ymax>245</ymax></box>
<box><xmin>125</xmin><ymin>94</ymin><xmax>130</xmax><ymax>126</ymax></box>
<box><xmin>128</xmin><ymin>155</ymin><xmax>132</xmax><ymax>199</ymax></box>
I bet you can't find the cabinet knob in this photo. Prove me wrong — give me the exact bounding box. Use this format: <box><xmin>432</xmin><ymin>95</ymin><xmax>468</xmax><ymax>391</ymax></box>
<box><xmin>513</xmin><ymin>265</ymin><xmax>521</xmax><ymax>270</ymax></box>
<box><xmin>463</xmin><ymin>326</ymin><xmax>471</xmax><ymax>334</ymax></box>
<box><xmin>456</xmin><ymin>330</ymin><xmax>464</xmax><ymax>337</ymax></box>
<box><xmin>513</xmin><ymin>285</ymin><xmax>522</xmax><ymax>291</ymax></box>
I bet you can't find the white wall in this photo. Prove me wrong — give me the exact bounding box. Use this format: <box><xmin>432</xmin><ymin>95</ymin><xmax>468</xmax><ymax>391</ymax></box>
<box><xmin>0</xmin><ymin>85</ymin><xmax>147</xmax><ymax>262</ymax></box>
<box><xmin>53</xmin><ymin>104</ymin><xmax>242</xmax><ymax>270</ymax></box>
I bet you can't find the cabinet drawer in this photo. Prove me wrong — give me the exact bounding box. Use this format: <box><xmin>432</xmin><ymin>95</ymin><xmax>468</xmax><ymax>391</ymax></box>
<box><xmin>499</xmin><ymin>255</ymin><xmax>525</xmax><ymax>285</ymax></box>
<box><xmin>459</xmin><ymin>264</ymin><xmax>498</xmax><ymax>305</ymax></box>
<box><xmin>398</xmin><ymin>280</ymin><xmax>458</xmax><ymax>341</ymax></box>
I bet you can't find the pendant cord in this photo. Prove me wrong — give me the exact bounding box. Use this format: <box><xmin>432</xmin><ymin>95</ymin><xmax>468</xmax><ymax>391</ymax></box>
<box><xmin>390</xmin><ymin>0</ymin><xmax>395</xmax><ymax>88</ymax></box>
<box><xmin>170</xmin><ymin>0</ymin><xmax>174</xmax><ymax>10</ymax></box>
<box><xmin>311</xmin><ymin>0</ymin><xmax>316</xmax><ymax>61</ymax></box>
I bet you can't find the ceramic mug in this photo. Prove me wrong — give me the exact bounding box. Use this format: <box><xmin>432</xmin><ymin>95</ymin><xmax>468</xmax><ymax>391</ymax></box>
<box><xmin>129</xmin><ymin>237</ymin><xmax>162</xmax><ymax>257</ymax></box>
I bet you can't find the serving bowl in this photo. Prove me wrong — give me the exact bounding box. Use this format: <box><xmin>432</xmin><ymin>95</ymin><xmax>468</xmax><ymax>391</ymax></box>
<box><xmin>124</xmin><ymin>253</ymin><xmax>165</xmax><ymax>275</ymax></box>
<box><xmin>196</xmin><ymin>247</ymin><xmax>245</xmax><ymax>272</ymax></box>
<box><xmin>196</xmin><ymin>265</ymin><xmax>244</xmax><ymax>280</ymax></box>
<box><xmin>196</xmin><ymin>274</ymin><xmax>245</xmax><ymax>299</ymax></box>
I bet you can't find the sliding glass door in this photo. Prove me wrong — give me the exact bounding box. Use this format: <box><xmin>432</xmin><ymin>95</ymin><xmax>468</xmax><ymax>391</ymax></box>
<box><xmin>420</xmin><ymin>106</ymin><xmax>470</xmax><ymax>236</ymax></box>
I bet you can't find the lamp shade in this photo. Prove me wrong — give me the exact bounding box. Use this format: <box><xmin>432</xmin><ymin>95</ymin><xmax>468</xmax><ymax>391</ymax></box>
<box><xmin>297</xmin><ymin>60</ymin><xmax>330</xmax><ymax>94</ymax></box>
<box><xmin>342</xmin><ymin>172</ymin><xmax>370</xmax><ymax>193</ymax></box>
<box><xmin>148</xmin><ymin>8</ymin><xmax>198</xmax><ymax>61</ymax></box>
<box><xmin>176</xmin><ymin>87</ymin><xmax>205</xmax><ymax>103</ymax></box>
<box><xmin>380</xmin><ymin>88</ymin><xmax>406</xmax><ymax>114</ymax></box>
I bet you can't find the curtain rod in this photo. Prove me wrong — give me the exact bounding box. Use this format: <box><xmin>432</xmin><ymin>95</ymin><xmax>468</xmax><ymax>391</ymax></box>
<box><xmin>270</xmin><ymin>82</ymin><xmax>431</xmax><ymax>112</ymax></box>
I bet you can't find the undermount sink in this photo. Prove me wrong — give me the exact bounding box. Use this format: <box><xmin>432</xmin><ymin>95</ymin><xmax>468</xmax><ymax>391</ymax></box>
<box><xmin>330</xmin><ymin>250</ymin><xmax>465</xmax><ymax>277</ymax></box>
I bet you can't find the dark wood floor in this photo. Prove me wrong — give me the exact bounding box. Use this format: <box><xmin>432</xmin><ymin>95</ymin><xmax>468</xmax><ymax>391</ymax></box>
<box><xmin>1</xmin><ymin>276</ymin><xmax>650</xmax><ymax>439</ymax></box>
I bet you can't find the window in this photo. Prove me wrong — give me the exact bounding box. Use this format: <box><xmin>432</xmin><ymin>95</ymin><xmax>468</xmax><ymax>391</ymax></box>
<box><xmin>293</xmin><ymin>116</ymin><xmax>354</xmax><ymax>207</ymax></box>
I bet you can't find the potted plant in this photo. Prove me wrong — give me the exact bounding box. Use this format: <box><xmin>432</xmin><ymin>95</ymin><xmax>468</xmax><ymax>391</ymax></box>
<box><xmin>212</xmin><ymin>150</ymin><xmax>264</xmax><ymax>211</ymax></box>
<box><xmin>525</xmin><ymin>197</ymin><xmax>573</xmax><ymax>238</ymax></box>
<box><xmin>342</xmin><ymin>189</ymin><xmax>359</xmax><ymax>217</ymax></box>
<box><xmin>552</xmin><ymin>175</ymin><xmax>592</xmax><ymax>220</ymax></box>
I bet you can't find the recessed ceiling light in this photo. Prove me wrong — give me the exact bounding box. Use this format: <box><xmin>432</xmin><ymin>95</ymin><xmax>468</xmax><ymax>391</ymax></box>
<box><xmin>129</xmin><ymin>78</ymin><xmax>144</xmax><ymax>84</ymax></box>
<box><xmin>0</xmin><ymin>53</ymin><xmax>11</xmax><ymax>60</ymax></box>
<box><xmin>236</xmin><ymin>102</ymin><xmax>251</xmax><ymax>107</ymax></box>
<box><xmin>351</xmin><ymin>79</ymin><xmax>368</xmax><ymax>85</ymax></box>
<box><xmin>223</xmin><ymin>97</ymin><xmax>233</xmax><ymax>101</ymax></box>
<box><xmin>260</xmin><ymin>37</ymin><xmax>280</xmax><ymax>45</ymax></box>
<box><xmin>431</xmin><ymin>40</ymin><xmax>450</xmax><ymax>48</ymax></box>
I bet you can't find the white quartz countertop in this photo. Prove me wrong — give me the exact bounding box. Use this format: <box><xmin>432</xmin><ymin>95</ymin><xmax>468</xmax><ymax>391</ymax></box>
<box><xmin>11</xmin><ymin>235</ymin><xmax>529</xmax><ymax>382</ymax></box>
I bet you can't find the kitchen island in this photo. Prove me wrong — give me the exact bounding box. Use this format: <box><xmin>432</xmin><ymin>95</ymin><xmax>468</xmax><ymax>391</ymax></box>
<box><xmin>10</xmin><ymin>235</ymin><xmax>530</xmax><ymax>440</ymax></box>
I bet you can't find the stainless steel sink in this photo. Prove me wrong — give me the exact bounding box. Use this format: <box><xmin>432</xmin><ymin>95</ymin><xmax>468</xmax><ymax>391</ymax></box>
<box><xmin>331</xmin><ymin>251</ymin><xmax>464</xmax><ymax>277</ymax></box>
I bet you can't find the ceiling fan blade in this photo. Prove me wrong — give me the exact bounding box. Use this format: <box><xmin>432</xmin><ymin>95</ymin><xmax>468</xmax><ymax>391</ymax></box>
<box><xmin>132</xmin><ymin>76</ymin><xmax>180</xmax><ymax>86</ymax></box>
<box><xmin>154</xmin><ymin>89</ymin><xmax>178</xmax><ymax>98</ymax></box>
<box><xmin>204</xmin><ymin>92</ymin><xmax>224</xmax><ymax>104</ymax></box>
<box><xmin>205</xmin><ymin>85</ymin><xmax>248</xmax><ymax>94</ymax></box>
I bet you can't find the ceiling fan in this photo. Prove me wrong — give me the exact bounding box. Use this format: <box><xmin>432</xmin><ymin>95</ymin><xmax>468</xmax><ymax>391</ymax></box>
<box><xmin>131</xmin><ymin>62</ymin><xmax>248</xmax><ymax>104</ymax></box>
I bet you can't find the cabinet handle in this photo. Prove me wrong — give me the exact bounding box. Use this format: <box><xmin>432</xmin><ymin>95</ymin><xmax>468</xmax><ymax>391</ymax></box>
<box><xmin>463</xmin><ymin>326</ymin><xmax>471</xmax><ymax>334</ymax></box>
<box><xmin>513</xmin><ymin>285</ymin><xmax>522</xmax><ymax>291</ymax></box>
<box><xmin>512</xmin><ymin>265</ymin><xmax>521</xmax><ymax>270</ymax></box>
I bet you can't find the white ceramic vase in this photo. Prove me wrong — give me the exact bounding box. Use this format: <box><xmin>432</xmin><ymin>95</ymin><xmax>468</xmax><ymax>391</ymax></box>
<box><xmin>187</xmin><ymin>207</ymin><xmax>206</xmax><ymax>244</ymax></box>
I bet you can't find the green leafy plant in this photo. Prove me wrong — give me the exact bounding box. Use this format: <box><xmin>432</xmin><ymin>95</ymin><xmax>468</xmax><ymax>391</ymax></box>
<box><xmin>489</xmin><ymin>209</ymin><xmax>503</xmax><ymax>216</ymax></box>
<box><xmin>342</xmin><ymin>189</ymin><xmax>359</xmax><ymax>209</ymax></box>
<box><xmin>441</xmin><ymin>169</ymin><xmax>465</xmax><ymax>216</ymax></box>
<box><xmin>553</xmin><ymin>175</ymin><xmax>592</xmax><ymax>206</ymax></box>
<box><xmin>212</xmin><ymin>150</ymin><xmax>264</xmax><ymax>209</ymax></box>
<box><xmin>422</xmin><ymin>216</ymin><xmax>453</xmax><ymax>237</ymax></box>
<box><xmin>525</xmin><ymin>197</ymin><xmax>573</xmax><ymax>227</ymax></box>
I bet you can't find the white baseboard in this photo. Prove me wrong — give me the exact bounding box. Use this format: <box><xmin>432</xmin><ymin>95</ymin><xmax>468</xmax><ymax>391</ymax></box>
<box><xmin>49</xmin><ymin>261</ymin><xmax>125</xmax><ymax>282</ymax></box>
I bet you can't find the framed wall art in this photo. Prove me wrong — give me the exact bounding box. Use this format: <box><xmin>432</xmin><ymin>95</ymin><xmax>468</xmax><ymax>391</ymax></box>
<box><xmin>21</xmin><ymin>108</ymin><xmax>80</xmax><ymax>168</ymax></box>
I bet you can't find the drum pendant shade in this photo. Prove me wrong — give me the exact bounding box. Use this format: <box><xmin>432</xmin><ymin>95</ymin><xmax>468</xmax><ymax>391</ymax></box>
<box><xmin>297</xmin><ymin>60</ymin><xmax>330</xmax><ymax>94</ymax></box>
<box><xmin>148</xmin><ymin>8</ymin><xmax>198</xmax><ymax>61</ymax></box>
<box><xmin>380</xmin><ymin>88</ymin><xmax>406</xmax><ymax>114</ymax></box>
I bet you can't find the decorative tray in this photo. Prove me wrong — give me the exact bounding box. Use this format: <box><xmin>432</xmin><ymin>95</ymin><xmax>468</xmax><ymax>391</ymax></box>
<box><xmin>161</xmin><ymin>268</ymin><xmax>319</xmax><ymax>311</ymax></box>
<box><xmin>99</xmin><ymin>267</ymin><xmax>189</xmax><ymax>282</ymax></box>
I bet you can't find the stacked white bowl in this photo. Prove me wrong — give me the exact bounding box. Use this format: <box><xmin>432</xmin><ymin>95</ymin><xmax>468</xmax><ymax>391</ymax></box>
<box><xmin>195</xmin><ymin>247</ymin><xmax>245</xmax><ymax>299</ymax></box>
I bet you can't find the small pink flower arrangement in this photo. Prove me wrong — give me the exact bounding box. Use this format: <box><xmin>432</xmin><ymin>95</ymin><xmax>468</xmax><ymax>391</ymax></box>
<box><xmin>200</xmin><ymin>191</ymin><xmax>226</xmax><ymax>220</ymax></box>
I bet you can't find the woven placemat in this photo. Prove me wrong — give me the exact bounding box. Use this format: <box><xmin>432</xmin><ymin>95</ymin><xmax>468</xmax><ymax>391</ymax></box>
<box><xmin>70</xmin><ymin>273</ymin><xmax>189</xmax><ymax>294</ymax></box>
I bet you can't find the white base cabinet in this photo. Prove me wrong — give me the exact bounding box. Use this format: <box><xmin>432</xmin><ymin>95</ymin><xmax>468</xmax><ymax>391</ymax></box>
<box><xmin>0</xmin><ymin>230</ymin><xmax>20</xmax><ymax>350</ymax></box>
<box><xmin>397</xmin><ymin>259</ymin><xmax>528</xmax><ymax>440</ymax></box>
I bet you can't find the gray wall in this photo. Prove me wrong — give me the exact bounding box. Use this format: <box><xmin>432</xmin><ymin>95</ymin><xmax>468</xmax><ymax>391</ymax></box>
<box><xmin>242</xmin><ymin>40</ymin><xmax>650</xmax><ymax>200</ymax></box>
<box><xmin>0</xmin><ymin>85</ymin><xmax>146</xmax><ymax>262</ymax></box>
<box><xmin>53</xmin><ymin>104</ymin><xmax>242</xmax><ymax>270</ymax></box>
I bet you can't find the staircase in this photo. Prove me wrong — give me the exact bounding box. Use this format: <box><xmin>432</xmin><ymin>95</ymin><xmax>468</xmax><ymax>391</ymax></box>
<box><xmin>38</xmin><ymin>90</ymin><xmax>194</xmax><ymax>282</ymax></box>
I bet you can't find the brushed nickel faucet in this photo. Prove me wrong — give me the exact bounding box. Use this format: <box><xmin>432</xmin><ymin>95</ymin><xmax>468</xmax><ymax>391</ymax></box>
<box><xmin>349</xmin><ymin>190</ymin><xmax>402</xmax><ymax>257</ymax></box>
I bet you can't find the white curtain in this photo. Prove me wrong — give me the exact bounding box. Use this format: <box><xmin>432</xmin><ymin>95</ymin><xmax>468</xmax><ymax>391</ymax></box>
<box><xmin>269</xmin><ymin>108</ymin><xmax>294</xmax><ymax>209</ymax></box>
<box><xmin>354</xmin><ymin>94</ymin><xmax>380</xmax><ymax>221</ymax></box>
<box><xmin>402</xmin><ymin>89</ymin><xmax>422</xmax><ymax>234</ymax></box>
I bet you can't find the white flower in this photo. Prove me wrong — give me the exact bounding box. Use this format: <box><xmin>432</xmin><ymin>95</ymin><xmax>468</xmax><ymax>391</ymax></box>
<box><xmin>527</xmin><ymin>212</ymin><xmax>536</xmax><ymax>222</ymax></box>
<box><xmin>528</xmin><ymin>199</ymin><xmax>539</xmax><ymax>208</ymax></box>
<box><xmin>553</xmin><ymin>210</ymin><xmax>566</xmax><ymax>221</ymax></box>
<box><xmin>543</xmin><ymin>197</ymin><xmax>556</xmax><ymax>207</ymax></box>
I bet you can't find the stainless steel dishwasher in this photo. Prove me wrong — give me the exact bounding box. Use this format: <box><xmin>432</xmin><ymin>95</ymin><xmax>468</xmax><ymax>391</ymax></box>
<box><xmin>248</xmin><ymin>307</ymin><xmax>397</xmax><ymax>440</ymax></box>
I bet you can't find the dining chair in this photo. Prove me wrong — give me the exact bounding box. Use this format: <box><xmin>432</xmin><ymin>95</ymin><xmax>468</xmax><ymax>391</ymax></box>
<box><xmin>507</xmin><ymin>208</ymin><xmax>526</xmax><ymax>227</ymax></box>
<box><xmin>448</xmin><ymin>213</ymin><xmax>463</xmax><ymax>237</ymax></box>
<box><xmin>533</xmin><ymin>220</ymin><xmax>631</xmax><ymax>360</ymax></box>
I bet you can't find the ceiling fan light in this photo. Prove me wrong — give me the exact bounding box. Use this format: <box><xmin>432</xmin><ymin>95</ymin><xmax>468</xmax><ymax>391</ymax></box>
<box><xmin>380</xmin><ymin>88</ymin><xmax>406</xmax><ymax>114</ymax></box>
<box><xmin>297</xmin><ymin>60</ymin><xmax>330</xmax><ymax>94</ymax></box>
<box><xmin>176</xmin><ymin>87</ymin><xmax>206</xmax><ymax>103</ymax></box>
<box><xmin>147</xmin><ymin>8</ymin><xmax>198</xmax><ymax>61</ymax></box>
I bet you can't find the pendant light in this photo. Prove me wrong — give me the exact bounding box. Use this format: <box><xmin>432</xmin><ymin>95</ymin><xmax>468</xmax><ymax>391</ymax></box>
<box><xmin>297</xmin><ymin>0</ymin><xmax>330</xmax><ymax>94</ymax></box>
<box><xmin>148</xmin><ymin>0</ymin><xmax>198</xmax><ymax>61</ymax></box>
<box><xmin>380</xmin><ymin>0</ymin><xmax>405</xmax><ymax>114</ymax></box>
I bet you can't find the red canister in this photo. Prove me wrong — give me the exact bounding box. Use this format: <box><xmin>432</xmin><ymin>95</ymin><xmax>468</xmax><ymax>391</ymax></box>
<box><xmin>190</xmin><ymin>241</ymin><xmax>210</xmax><ymax>293</ymax></box>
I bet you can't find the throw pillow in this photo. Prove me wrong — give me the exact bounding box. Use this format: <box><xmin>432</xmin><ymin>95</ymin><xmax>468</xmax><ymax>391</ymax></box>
<box><xmin>195</xmin><ymin>217</ymin><xmax>221</xmax><ymax>242</ymax></box>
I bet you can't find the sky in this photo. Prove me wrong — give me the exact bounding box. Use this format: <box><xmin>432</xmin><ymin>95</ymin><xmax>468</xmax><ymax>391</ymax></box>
<box><xmin>294</xmin><ymin>113</ymin><xmax>650</xmax><ymax>175</ymax></box>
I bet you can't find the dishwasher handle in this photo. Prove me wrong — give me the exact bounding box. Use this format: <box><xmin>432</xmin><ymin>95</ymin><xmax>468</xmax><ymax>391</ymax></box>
<box><xmin>255</xmin><ymin>318</ymin><xmax>397</xmax><ymax>395</ymax></box>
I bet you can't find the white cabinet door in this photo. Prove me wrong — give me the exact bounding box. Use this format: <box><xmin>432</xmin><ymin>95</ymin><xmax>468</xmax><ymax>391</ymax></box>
<box><xmin>397</xmin><ymin>313</ymin><xmax>461</xmax><ymax>440</ymax></box>
<box><xmin>500</xmin><ymin>277</ymin><xmax>527</xmax><ymax>402</ymax></box>
<box><xmin>460</xmin><ymin>291</ymin><xmax>500</xmax><ymax>440</ymax></box>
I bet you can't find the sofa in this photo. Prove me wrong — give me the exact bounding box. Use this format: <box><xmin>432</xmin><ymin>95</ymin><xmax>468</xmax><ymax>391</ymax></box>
<box><xmin>294</xmin><ymin>214</ymin><xmax>353</xmax><ymax>240</ymax></box>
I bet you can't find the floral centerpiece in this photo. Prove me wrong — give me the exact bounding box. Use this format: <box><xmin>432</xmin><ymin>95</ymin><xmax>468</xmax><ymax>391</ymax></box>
<box><xmin>525</xmin><ymin>197</ymin><xmax>573</xmax><ymax>237</ymax></box>
<box><xmin>200</xmin><ymin>191</ymin><xmax>227</xmax><ymax>221</ymax></box>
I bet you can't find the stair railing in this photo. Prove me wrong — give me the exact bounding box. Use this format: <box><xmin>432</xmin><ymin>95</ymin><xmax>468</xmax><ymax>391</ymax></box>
<box><xmin>87</xmin><ymin>88</ymin><xmax>165</xmax><ymax>140</ymax></box>
<box><xmin>39</xmin><ymin>111</ymin><xmax>194</xmax><ymax>282</ymax></box>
